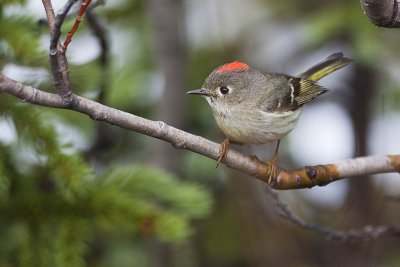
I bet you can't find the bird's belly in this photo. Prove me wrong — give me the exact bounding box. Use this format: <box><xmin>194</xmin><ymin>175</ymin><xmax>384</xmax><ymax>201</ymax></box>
<box><xmin>213</xmin><ymin>108</ymin><xmax>303</xmax><ymax>144</ymax></box>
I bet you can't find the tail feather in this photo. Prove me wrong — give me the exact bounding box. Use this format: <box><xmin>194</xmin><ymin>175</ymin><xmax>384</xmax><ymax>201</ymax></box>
<box><xmin>299</xmin><ymin>53</ymin><xmax>352</xmax><ymax>82</ymax></box>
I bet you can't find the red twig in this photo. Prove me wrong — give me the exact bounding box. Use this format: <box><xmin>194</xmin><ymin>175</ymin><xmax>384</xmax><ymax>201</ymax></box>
<box><xmin>61</xmin><ymin>0</ymin><xmax>92</xmax><ymax>52</ymax></box>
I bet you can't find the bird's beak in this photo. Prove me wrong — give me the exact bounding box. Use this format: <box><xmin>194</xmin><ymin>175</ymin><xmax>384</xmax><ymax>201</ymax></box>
<box><xmin>186</xmin><ymin>88</ymin><xmax>210</xmax><ymax>96</ymax></box>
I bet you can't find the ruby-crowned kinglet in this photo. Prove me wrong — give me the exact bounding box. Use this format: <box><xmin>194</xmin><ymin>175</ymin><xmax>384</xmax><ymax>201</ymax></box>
<box><xmin>187</xmin><ymin>53</ymin><xmax>352</xmax><ymax>175</ymax></box>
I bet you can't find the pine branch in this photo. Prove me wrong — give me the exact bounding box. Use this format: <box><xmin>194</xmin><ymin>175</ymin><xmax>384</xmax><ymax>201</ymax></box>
<box><xmin>360</xmin><ymin>0</ymin><xmax>400</xmax><ymax>28</ymax></box>
<box><xmin>1</xmin><ymin>73</ymin><xmax>399</xmax><ymax>190</ymax></box>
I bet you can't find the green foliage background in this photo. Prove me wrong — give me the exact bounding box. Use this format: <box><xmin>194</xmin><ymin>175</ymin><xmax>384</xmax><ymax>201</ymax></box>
<box><xmin>0</xmin><ymin>94</ymin><xmax>212</xmax><ymax>266</ymax></box>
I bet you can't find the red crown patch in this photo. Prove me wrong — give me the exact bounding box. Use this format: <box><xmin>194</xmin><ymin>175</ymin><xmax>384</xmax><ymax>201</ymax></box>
<box><xmin>215</xmin><ymin>61</ymin><xmax>250</xmax><ymax>74</ymax></box>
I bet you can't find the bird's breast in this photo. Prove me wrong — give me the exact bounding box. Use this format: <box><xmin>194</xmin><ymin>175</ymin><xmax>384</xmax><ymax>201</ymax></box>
<box><xmin>212</xmin><ymin>106</ymin><xmax>303</xmax><ymax>144</ymax></box>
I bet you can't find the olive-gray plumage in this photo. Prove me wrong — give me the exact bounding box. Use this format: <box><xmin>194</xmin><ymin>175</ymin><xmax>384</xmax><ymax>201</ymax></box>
<box><xmin>188</xmin><ymin>53</ymin><xmax>352</xmax><ymax>145</ymax></box>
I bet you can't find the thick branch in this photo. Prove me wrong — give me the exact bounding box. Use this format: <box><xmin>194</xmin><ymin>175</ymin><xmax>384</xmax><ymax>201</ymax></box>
<box><xmin>45</xmin><ymin>0</ymin><xmax>79</xmax><ymax>104</ymax></box>
<box><xmin>1</xmin><ymin>73</ymin><xmax>400</xmax><ymax>190</ymax></box>
<box><xmin>272</xmin><ymin>154</ymin><xmax>400</xmax><ymax>189</ymax></box>
<box><xmin>360</xmin><ymin>0</ymin><xmax>400</xmax><ymax>28</ymax></box>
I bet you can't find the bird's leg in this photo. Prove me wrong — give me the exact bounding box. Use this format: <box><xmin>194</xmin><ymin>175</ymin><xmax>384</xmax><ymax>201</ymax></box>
<box><xmin>267</xmin><ymin>140</ymin><xmax>280</xmax><ymax>184</ymax></box>
<box><xmin>216</xmin><ymin>138</ymin><xmax>230</xmax><ymax>167</ymax></box>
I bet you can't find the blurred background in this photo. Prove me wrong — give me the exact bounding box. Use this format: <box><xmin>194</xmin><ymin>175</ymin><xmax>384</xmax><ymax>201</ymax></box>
<box><xmin>1</xmin><ymin>0</ymin><xmax>400</xmax><ymax>266</ymax></box>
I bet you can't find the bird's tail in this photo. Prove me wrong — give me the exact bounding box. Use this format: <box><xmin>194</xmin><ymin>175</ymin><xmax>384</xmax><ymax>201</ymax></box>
<box><xmin>299</xmin><ymin>53</ymin><xmax>352</xmax><ymax>82</ymax></box>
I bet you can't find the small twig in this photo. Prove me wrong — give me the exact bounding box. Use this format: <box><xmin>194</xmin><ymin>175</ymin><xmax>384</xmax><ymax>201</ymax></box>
<box><xmin>51</xmin><ymin>0</ymin><xmax>79</xmax><ymax>53</ymax></box>
<box><xmin>266</xmin><ymin>187</ymin><xmax>400</xmax><ymax>241</ymax></box>
<box><xmin>41</xmin><ymin>0</ymin><xmax>56</xmax><ymax>32</ymax></box>
<box><xmin>1</xmin><ymin>73</ymin><xmax>399</xmax><ymax>190</ymax></box>
<box><xmin>62</xmin><ymin>0</ymin><xmax>93</xmax><ymax>53</ymax></box>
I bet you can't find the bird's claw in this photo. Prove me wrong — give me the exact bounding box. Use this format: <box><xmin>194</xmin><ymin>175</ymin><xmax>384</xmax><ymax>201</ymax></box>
<box><xmin>267</xmin><ymin>155</ymin><xmax>278</xmax><ymax>185</ymax></box>
<box><xmin>216</xmin><ymin>139</ymin><xmax>230</xmax><ymax>168</ymax></box>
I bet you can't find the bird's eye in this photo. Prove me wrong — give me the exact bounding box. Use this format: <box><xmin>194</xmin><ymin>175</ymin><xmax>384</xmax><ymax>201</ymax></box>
<box><xmin>219</xmin><ymin>86</ymin><xmax>230</xmax><ymax>95</ymax></box>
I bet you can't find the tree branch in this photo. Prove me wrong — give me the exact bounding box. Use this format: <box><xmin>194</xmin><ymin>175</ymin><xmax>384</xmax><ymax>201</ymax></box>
<box><xmin>1</xmin><ymin>73</ymin><xmax>399</xmax><ymax>190</ymax></box>
<box><xmin>43</xmin><ymin>0</ymin><xmax>79</xmax><ymax>104</ymax></box>
<box><xmin>41</xmin><ymin>0</ymin><xmax>56</xmax><ymax>31</ymax></box>
<box><xmin>52</xmin><ymin>0</ymin><xmax>79</xmax><ymax>52</ymax></box>
<box><xmin>360</xmin><ymin>0</ymin><xmax>400</xmax><ymax>28</ymax></box>
<box><xmin>266</xmin><ymin>187</ymin><xmax>400</xmax><ymax>241</ymax></box>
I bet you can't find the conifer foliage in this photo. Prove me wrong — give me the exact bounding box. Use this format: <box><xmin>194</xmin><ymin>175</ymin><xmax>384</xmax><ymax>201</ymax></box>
<box><xmin>0</xmin><ymin>2</ymin><xmax>212</xmax><ymax>266</ymax></box>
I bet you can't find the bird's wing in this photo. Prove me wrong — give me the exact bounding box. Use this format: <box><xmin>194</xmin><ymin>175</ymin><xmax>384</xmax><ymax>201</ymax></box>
<box><xmin>259</xmin><ymin>75</ymin><xmax>327</xmax><ymax>113</ymax></box>
<box><xmin>259</xmin><ymin>53</ymin><xmax>351</xmax><ymax>113</ymax></box>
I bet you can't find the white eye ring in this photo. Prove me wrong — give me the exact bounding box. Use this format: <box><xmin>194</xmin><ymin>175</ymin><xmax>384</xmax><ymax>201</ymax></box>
<box><xmin>218</xmin><ymin>86</ymin><xmax>230</xmax><ymax>96</ymax></box>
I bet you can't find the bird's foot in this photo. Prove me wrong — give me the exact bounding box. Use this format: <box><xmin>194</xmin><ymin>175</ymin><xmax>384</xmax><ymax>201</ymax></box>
<box><xmin>267</xmin><ymin>155</ymin><xmax>279</xmax><ymax>185</ymax></box>
<box><xmin>216</xmin><ymin>139</ymin><xmax>230</xmax><ymax>168</ymax></box>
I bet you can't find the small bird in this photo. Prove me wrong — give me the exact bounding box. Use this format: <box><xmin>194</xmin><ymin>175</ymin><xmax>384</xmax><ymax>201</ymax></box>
<box><xmin>188</xmin><ymin>53</ymin><xmax>352</xmax><ymax>179</ymax></box>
